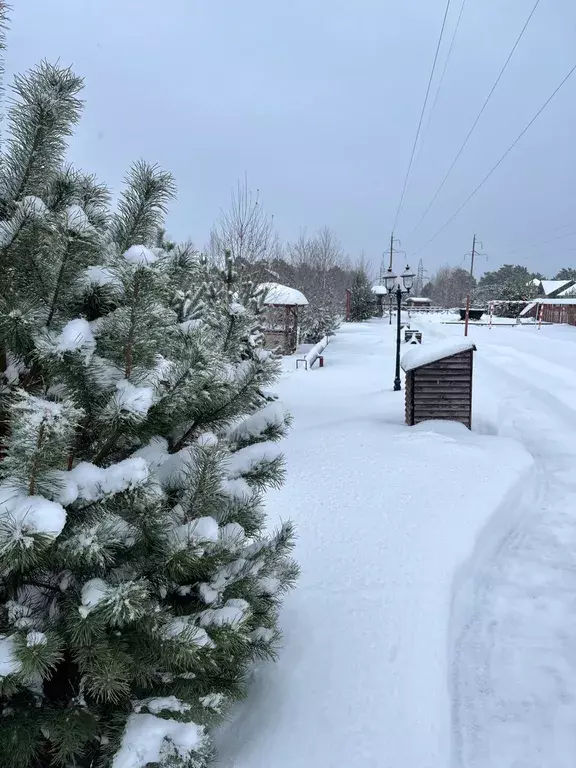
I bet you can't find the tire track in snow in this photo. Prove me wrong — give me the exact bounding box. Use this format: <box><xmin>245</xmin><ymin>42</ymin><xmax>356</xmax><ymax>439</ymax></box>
<box><xmin>451</xmin><ymin>346</ymin><xmax>576</xmax><ymax>768</ymax></box>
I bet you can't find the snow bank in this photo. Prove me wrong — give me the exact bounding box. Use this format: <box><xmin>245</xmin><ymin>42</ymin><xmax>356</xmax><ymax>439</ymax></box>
<box><xmin>401</xmin><ymin>338</ymin><xmax>476</xmax><ymax>371</ymax></box>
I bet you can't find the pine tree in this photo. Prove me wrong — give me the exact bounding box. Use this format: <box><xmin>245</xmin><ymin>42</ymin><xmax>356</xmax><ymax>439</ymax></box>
<box><xmin>0</xmin><ymin>34</ymin><xmax>296</xmax><ymax>768</ymax></box>
<box><xmin>348</xmin><ymin>268</ymin><xmax>374</xmax><ymax>322</ymax></box>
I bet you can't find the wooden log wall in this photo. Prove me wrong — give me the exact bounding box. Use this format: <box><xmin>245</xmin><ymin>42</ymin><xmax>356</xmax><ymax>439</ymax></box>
<box><xmin>406</xmin><ymin>349</ymin><xmax>473</xmax><ymax>429</ymax></box>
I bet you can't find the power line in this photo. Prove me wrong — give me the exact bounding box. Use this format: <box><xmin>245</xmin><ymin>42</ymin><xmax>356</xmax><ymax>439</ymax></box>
<box><xmin>392</xmin><ymin>0</ymin><xmax>453</xmax><ymax>233</ymax></box>
<box><xmin>502</xmin><ymin>228</ymin><xmax>576</xmax><ymax>256</ymax></box>
<box><xmin>415</xmin><ymin>0</ymin><xmax>468</xmax><ymax>163</ymax></box>
<box><xmin>412</xmin><ymin>61</ymin><xmax>576</xmax><ymax>256</ymax></box>
<box><xmin>410</xmin><ymin>0</ymin><xmax>542</xmax><ymax>236</ymax></box>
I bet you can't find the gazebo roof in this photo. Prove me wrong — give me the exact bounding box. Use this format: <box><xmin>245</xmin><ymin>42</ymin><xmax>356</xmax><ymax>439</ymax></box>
<box><xmin>259</xmin><ymin>282</ymin><xmax>309</xmax><ymax>306</ymax></box>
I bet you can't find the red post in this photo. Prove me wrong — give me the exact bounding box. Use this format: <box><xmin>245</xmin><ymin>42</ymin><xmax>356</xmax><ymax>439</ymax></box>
<box><xmin>345</xmin><ymin>289</ymin><xmax>351</xmax><ymax>322</ymax></box>
<box><xmin>319</xmin><ymin>356</ymin><xmax>324</xmax><ymax>368</ymax></box>
<box><xmin>464</xmin><ymin>294</ymin><xmax>471</xmax><ymax>337</ymax></box>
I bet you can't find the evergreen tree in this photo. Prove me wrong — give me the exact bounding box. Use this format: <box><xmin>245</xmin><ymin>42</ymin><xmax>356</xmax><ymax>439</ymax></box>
<box><xmin>0</xmin><ymin>40</ymin><xmax>296</xmax><ymax>768</ymax></box>
<box><xmin>348</xmin><ymin>269</ymin><xmax>374</xmax><ymax>322</ymax></box>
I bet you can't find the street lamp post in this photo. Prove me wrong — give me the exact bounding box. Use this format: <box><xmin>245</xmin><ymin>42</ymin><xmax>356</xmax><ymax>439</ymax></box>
<box><xmin>384</xmin><ymin>265</ymin><xmax>415</xmax><ymax>391</ymax></box>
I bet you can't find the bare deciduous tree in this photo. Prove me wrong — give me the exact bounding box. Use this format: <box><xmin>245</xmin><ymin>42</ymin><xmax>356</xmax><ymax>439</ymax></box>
<box><xmin>208</xmin><ymin>174</ymin><xmax>280</xmax><ymax>283</ymax></box>
<box><xmin>422</xmin><ymin>265</ymin><xmax>473</xmax><ymax>307</ymax></box>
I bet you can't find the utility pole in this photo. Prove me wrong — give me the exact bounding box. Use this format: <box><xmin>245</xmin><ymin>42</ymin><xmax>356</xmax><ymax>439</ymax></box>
<box><xmin>464</xmin><ymin>234</ymin><xmax>476</xmax><ymax>337</ymax></box>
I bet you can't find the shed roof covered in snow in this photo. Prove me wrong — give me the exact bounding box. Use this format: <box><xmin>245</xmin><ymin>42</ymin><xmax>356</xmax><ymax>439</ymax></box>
<box><xmin>401</xmin><ymin>339</ymin><xmax>476</xmax><ymax>372</ymax></box>
<box><xmin>372</xmin><ymin>285</ymin><xmax>388</xmax><ymax>295</ymax></box>
<box><xmin>259</xmin><ymin>283</ymin><xmax>308</xmax><ymax>306</ymax></box>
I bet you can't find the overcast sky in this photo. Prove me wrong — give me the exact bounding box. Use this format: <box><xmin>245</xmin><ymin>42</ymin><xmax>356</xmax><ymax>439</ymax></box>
<box><xmin>6</xmin><ymin>0</ymin><xmax>576</xmax><ymax>278</ymax></box>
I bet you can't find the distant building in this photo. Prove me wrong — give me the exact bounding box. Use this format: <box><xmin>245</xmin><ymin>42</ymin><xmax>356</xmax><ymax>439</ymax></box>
<box><xmin>532</xmin><ymin>279</ymin><xmax>576</xmax><ymax>298</ymax></box>
<box><xmin>405</xmin><ymin>297</ymin><xmax>433</xmax><ymax>307</ymax></box>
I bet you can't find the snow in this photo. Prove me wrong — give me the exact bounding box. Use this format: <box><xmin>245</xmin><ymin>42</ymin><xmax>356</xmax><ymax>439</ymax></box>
<box><xmin>0</xmin><ymin>635</ymin><xmax>22</xmax><ymax>677</ymax></box>
<box><xmin>123</xmin><ymin>244</ymin><xmax>158</xmax><ymax>266</ymax></box>
<box><xmin>170</xmin><ymin>517</ymin><xmax>219</xmax><ymax>550</ymax></box>
<box><xmin>0</xmin><ymin>490</ymin><xmax>67</xmax><ymax>539</ymax></box>
<box><xmin>227</xmin><ymin>403</ymin><xmax>287</xmax><ymax>443</ymax></box>
<box><xmin>303</xmin><ymin>335</ymin><xmax>329</xmax><ymax>368</ymax></box>
<box><xmin>68</xmin><ymin>458</ymin><xmax>149</xmax><ymax>502</ymax></box>
<box><xmin>532</xmin><ymin>297</ymin><xmax>576</xmax><ymax>306</ymax></box>
<box><xmin>65</xmin><ymin>204</ymin><xmax>92</xmax><ymax>234</ymax></box>
<box><xmin>112</xmin><ymin>713</ymin><xmax>206</xmax><ymax>768</ymax></box>
<box><xmin>401</xmin><ymin>337</ymin><xmax>476</xmax><ymax>371</ymax></box>
<box><xmin>26</xmin><ymin>631</ymin><xmax>47</xmax><ymax>647</ymax></box>
<box><xmin>198</xmin><ymin>599</ymin><xmax>250</xmax><ymax>628</ymax></box>
<box><xmin>407</xmin><ymin>297</ymin><xmax>433</xmax><ymax>304</ymax></box>
<box><xmin>250</xmin><ymin>627</ymin><xmax>275</xmax><ymax>643</ymax></box>
<box><xmin>558</xmin><ymin>283</ymin><xmax>576</xmax><ymax>297</ymax></box>
<box><xmin>215</xmin><ymin>319</ymin><xmax>553</xmax><ymax>768</ymax></box>
<box><xmin>200</xmin><ymin>693</ymin><xmax>226</xmax><ymax>712</ymax></box>
<box><xmin>229</xmin><ymin>301</ymin><xmax>247</xmax><ymax>315</ymax></box>
<box><xmin>79</xmin><ymin>578</ymin><xmax>108</xmax><ymax>617</ymax></box>
<box><xmin>226</xmin><ymin>442</ymin><xmax>283</xmax><ymax>477</ymax></box>
<box><xmin>371</xmin><ymin>284</ymin><xmax>388</xmax><ymax>295</ymax></box>
<box><xmin>259</xmin><ymin>282</ymin><xmax>309</xmax><ymax>306</ymax></box>
<box><xmin>115</xmin><ymin>379</ymin><xmax>155</xmax><ymax>416</ymax></box>
<box><xmin>180</xmin><ymin>318</ymin><xmax>202</xmax><ymax>333</ymax></box>
<box><xmin>539</xmin><ymin>279</ymin><xmax>573</xmax><ymax>296</ymax></box>
<box><xmin>55</xmin><ymin>318</ymin><xmax>95</xmax><ymax>361</ymax></box>
<box><xmin>81</xmin><ymin>265</ymin><xmax>120</xmax><ymax>287</ymax></box>
<box><xmin>21</xmin><ymin>195</ymin><xmax>48</xmax><ymax>217</ymax></box>
<box><xmin>135</xmin><ymin>697</ymin><xmax>191</xmax><ymax>714</ymax></box>
<box><xmin>164</xmin><ymin>619</ymin><xmax>213</xmax><ymax>647</ymax></box>
<box><xmin>519</xmin><ymin>300</ymin><xmax>537</xmax><ymax>317</ymax></box>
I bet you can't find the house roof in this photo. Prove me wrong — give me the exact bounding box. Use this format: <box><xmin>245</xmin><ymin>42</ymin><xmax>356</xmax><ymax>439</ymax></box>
<box><xmin>401</xmin><ymin>339</ymin><xmax>476</xmax><ymax>372</ymax></box>
<box><xmin>259</xmin><ymin>283</ymin><xmax>309</xmax><ymax>306</ymax></box>
<box><xmin>558</xmin><ymin>283</ymin><xmax>576</xmax><ymax>297</ymax></box>
<box><xmin>539</xmin><ymin>279</ymin><xmax>574</xmax><ymax>297</ymax></box>
<box><xmin>406</xmin><ymin>297</ymin><xmax>432</xmax><ymax>303</ymax></box>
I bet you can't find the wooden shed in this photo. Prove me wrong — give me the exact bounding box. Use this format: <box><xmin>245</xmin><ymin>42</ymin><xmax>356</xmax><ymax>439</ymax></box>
<box><xmin>401</xmin><ymin>339</ymin><xmax>476</xmax><ymax>429</ymax></box>
<box><xmin>259</xmin><ymin>283</ymin><xmax>309</xmax><ymax>354</ymax></box>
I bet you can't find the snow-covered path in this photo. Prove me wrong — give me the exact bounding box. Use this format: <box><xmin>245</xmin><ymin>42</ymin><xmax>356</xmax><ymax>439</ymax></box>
<box><xmin>216</xmin><ymin>320</ymin><xmax>535</xmax><ymax>768</ymax></box>
<box><xmin>423</xmin><ymin>322</ymin><xmax>576</xmax><ymax>768</ymax></box>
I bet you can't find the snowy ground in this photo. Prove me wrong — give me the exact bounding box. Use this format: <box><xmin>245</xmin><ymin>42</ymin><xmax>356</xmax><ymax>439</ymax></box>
<box><xmin>216</xmin><ymin>317</ymin><xmax>576</xmax><ymax>768</ymax></box>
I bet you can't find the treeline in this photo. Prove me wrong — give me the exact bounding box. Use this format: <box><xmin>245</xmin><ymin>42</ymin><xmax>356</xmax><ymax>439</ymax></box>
<box><xmin>422</xmin><ymin>263</ymin><xmax>576</xmax><ymax>310</ymax></box>
<box><xmin>207</xmin><ymin>179</ymin><xmax>374</xmax><ymax>339</ymax></box>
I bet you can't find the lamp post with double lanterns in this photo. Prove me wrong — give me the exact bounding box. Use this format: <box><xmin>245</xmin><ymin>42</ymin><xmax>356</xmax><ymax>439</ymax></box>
<box><xmin>384</xmin><ymin>265</ymin><xmax>415</xmax><ymax>391</ymax></box>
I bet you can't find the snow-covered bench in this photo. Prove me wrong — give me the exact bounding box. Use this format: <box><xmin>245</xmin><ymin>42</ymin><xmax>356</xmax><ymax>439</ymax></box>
<box><xmin>296</xmin><ymin>336</ymin><xmax>329</xmax><ymax>370</ymax></box>
<box><xmin>404</xmin><ymin>329</ymin><xmax>422</xmax><ymax>344</ymax></box>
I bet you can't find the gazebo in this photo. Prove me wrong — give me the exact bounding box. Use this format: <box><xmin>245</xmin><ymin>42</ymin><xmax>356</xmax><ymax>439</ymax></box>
<box><xmin>372</xmin><ymin>284</ymin><xmax>389</xmax><ymax>317</ymax></box>
<box><xmin>259</xmin><ymin>283</ymin><xmax>309</xmax><ymax>354</ymax></box>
